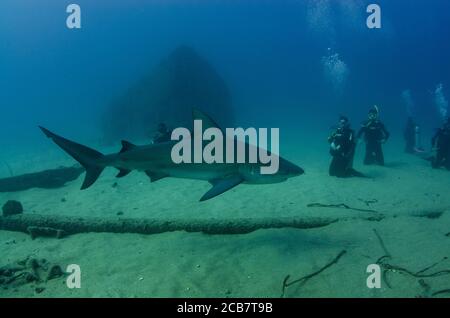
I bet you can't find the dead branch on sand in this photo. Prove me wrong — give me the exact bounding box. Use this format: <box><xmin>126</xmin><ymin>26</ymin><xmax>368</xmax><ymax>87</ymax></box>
<box><xmin>373</xmin><ymin>228</ymin><xmax>450</xmax><ymax>297</ymax></box>
<box><xmin>280</xmin><ymin>250</ymin><xmax>347</xmax><ymax>297</ymax></box>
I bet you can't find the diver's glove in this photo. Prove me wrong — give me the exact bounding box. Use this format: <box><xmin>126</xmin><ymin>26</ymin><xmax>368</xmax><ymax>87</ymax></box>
<box><xmin>330</xmin><ymin>142</ymin><xmax>341</xmax><ymax>151</ymax></box>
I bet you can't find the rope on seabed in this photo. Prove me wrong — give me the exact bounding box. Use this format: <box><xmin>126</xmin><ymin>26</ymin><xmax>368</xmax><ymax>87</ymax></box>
<box><xmin>0</xmin><ymin>213</ymin><xmax>339</xmax><ymax>237</ymax></box>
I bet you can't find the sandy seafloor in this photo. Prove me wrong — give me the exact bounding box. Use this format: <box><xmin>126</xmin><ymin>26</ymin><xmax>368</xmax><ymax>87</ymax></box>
<box><xmin>1</xmin><ymin>133</ymin><xmax>450</xmax><ymax>298</ymax></box>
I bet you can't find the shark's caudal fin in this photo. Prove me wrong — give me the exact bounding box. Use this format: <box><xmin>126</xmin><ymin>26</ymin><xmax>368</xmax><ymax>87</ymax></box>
<box><xmin>39</xmin><ymin>126</ymin><xmax>105</xmax><ymax>189</ymax></box>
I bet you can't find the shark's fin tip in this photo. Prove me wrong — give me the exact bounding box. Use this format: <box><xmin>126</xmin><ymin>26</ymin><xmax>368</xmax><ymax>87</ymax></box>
<box><xmin>116</xmin><ymin>168</ymin><xmax>132</xmax><ymax>178</ymax></box>
<box><xmin>39</xmin><ymin>126</ymin><xmax>53</xmax><ymax>138</ymax></box>
<box><xmin>145</xmin><ymin>170</ymin><xmax>168</xmax><ymax>182</ymax></box>
<box><xmin>200</xmin><ymin>175</ymin><xmax>243</xmax><ymax>202</ymax></box>
<box><xmin>192</xmin><ymin>108</ymin><xmax>221</xmax><ymax>131</ymax></box>
<box><xmin>120</xmin><ymin>140</ymin><xmax>137</xmax><ymax>154</ymax></box>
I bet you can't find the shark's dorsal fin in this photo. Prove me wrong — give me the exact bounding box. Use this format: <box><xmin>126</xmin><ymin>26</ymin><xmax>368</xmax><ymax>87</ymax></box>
<box><xmin>200</xmin><ymin>174</ymin><xmax>243</xmax><ymax>201</ymax></box>
<box><xmin>192</xmin><ymin>108</ymin><xmax>221</xmax><ymax>131</ymax></box>
<box><xmin>120</xmin><ymin>140</ymin><xmax>137</xmax><ymax>154</ymax></box>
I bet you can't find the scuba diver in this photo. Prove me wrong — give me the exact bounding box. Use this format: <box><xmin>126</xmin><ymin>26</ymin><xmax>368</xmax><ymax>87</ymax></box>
<box><xmin>404</xmin><ymin>117</ymin><xmax>425</xmax><ymax>154</ymax></box>
<box><xmin>152</xmin><ymin>123</ymin><xmax>172</xmax><ymax>144</ymax></box>
<box><xmin>431</xmin><ymin>117</ymin><xmax>450</xmax><ymax>170</ymax></box>
<box><xmin>357</xmin><ymin>106</ymin><xmax>390</xmax><ymax>166</ymax></box>
<box><xmin>328</xmin><ymin>116</ymin><xmax>364</xmax><ymax>178</ymax></box>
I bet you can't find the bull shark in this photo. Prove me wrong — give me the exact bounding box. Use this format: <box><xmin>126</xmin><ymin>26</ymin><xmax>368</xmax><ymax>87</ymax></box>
<box><xmin>39</xmin><ymin>110</ymin><xmax>304</xmax><ymax>201</ymax></box>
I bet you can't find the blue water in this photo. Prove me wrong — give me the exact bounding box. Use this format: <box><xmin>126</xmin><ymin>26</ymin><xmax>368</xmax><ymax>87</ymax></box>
<box><xmin>1</xmin><ymin>0</ymin><xmax>449</xmax><ymax>148</ymax></box>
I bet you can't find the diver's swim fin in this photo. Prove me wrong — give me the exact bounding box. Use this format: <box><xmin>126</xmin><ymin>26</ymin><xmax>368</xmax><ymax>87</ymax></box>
<box><xmin>349</xmin><ymin>169</ymin><xmax>367</xmax><ymax>178</ymax></box>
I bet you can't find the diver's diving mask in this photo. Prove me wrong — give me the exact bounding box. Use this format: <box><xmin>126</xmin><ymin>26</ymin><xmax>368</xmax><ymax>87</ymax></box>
<box><xmin>338</xmin><ymin>117</ymin><xmax>349</xmax><ymax>129</ymax></box>
<box><xmin>368</xmin><ymin>112</ymin><xmax>378</xmax><ymax>121</ymax></box>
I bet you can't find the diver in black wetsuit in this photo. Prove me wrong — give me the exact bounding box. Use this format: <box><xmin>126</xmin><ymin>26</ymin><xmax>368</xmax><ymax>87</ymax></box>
<box><xmin>152</xmin><ymin>123</ymin><xmax>172</xmax><ymax>144</ymax></box>
<box><xmin>328</xmin><ymin>116</ymin><xmax>364</xmax><ymax>178</ymax></box>
<box><xmin>357</xmin><ymin>106</ymin><xmax>390</xmax><ymax>166</ymax></box>
<box><xmin>431</xmin><ymin>117</ymin><xmax>450</xmax><ymax>170</ymax></box>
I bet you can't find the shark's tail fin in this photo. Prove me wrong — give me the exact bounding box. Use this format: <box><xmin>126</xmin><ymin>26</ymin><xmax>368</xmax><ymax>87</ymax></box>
<box><xmin>39</xmin><ymin>126</ymin><xmax>105</xmax><ymax>189</ymax></box>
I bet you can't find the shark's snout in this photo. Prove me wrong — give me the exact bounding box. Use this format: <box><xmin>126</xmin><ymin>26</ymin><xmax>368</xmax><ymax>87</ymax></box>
<box><xmin>279</xmin><ymin>157</ymin><xmax>304</xmax><ymax>177</ymax></box>
<box><xmin>292</xmin><ymin>165</ymin><xmax>305</xmax><ymax>176</ymax></box>
<box><xmin>286</xmin><ymin>163</ymin><xmax>304</xmax><ymax>177</ymax></box>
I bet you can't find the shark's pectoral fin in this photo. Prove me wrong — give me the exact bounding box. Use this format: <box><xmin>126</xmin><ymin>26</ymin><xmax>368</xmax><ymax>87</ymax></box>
<box><xmin>200</xmin><ymin>175</ymin><xmax>243</xmax><ymax>202</ymax></box>
<box><xmin>145</xmin><ymin>170</ymin><xmax>169</xmax><ymax>182</ymax></box>
<box><xmin>116</xmin><ymin>168</ymin><xmax>131</xmax><ymax>178</ymax></box>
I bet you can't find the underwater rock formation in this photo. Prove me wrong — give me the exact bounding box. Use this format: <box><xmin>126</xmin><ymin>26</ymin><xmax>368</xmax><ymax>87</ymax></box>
<box><xmin>102</xmin><ymin>45</ymin><xmax>234</xmax><ymax>143</ymax></box>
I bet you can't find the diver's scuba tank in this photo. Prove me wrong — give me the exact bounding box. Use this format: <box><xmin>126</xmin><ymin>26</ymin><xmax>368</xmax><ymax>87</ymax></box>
<box><xmin>414</xmin><ymin>125</ymin><xmax>425</xmax><ymax>153</ymax></box>
<box><xmin>373</xmin><ymin>105</ymin><xmax>379</xmax><ymax>115</ymax></box>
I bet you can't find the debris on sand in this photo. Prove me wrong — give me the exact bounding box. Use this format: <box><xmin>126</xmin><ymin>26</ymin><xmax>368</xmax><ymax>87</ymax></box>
<box><xmin>0</xmin><ymin>257</ymin><xmax>66</xmax><ymax>293</ymax></box>
<box><xmin>2</xmin><ymin>200</ymin><xmax>23</xmax><ymax>217</ymax></box>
